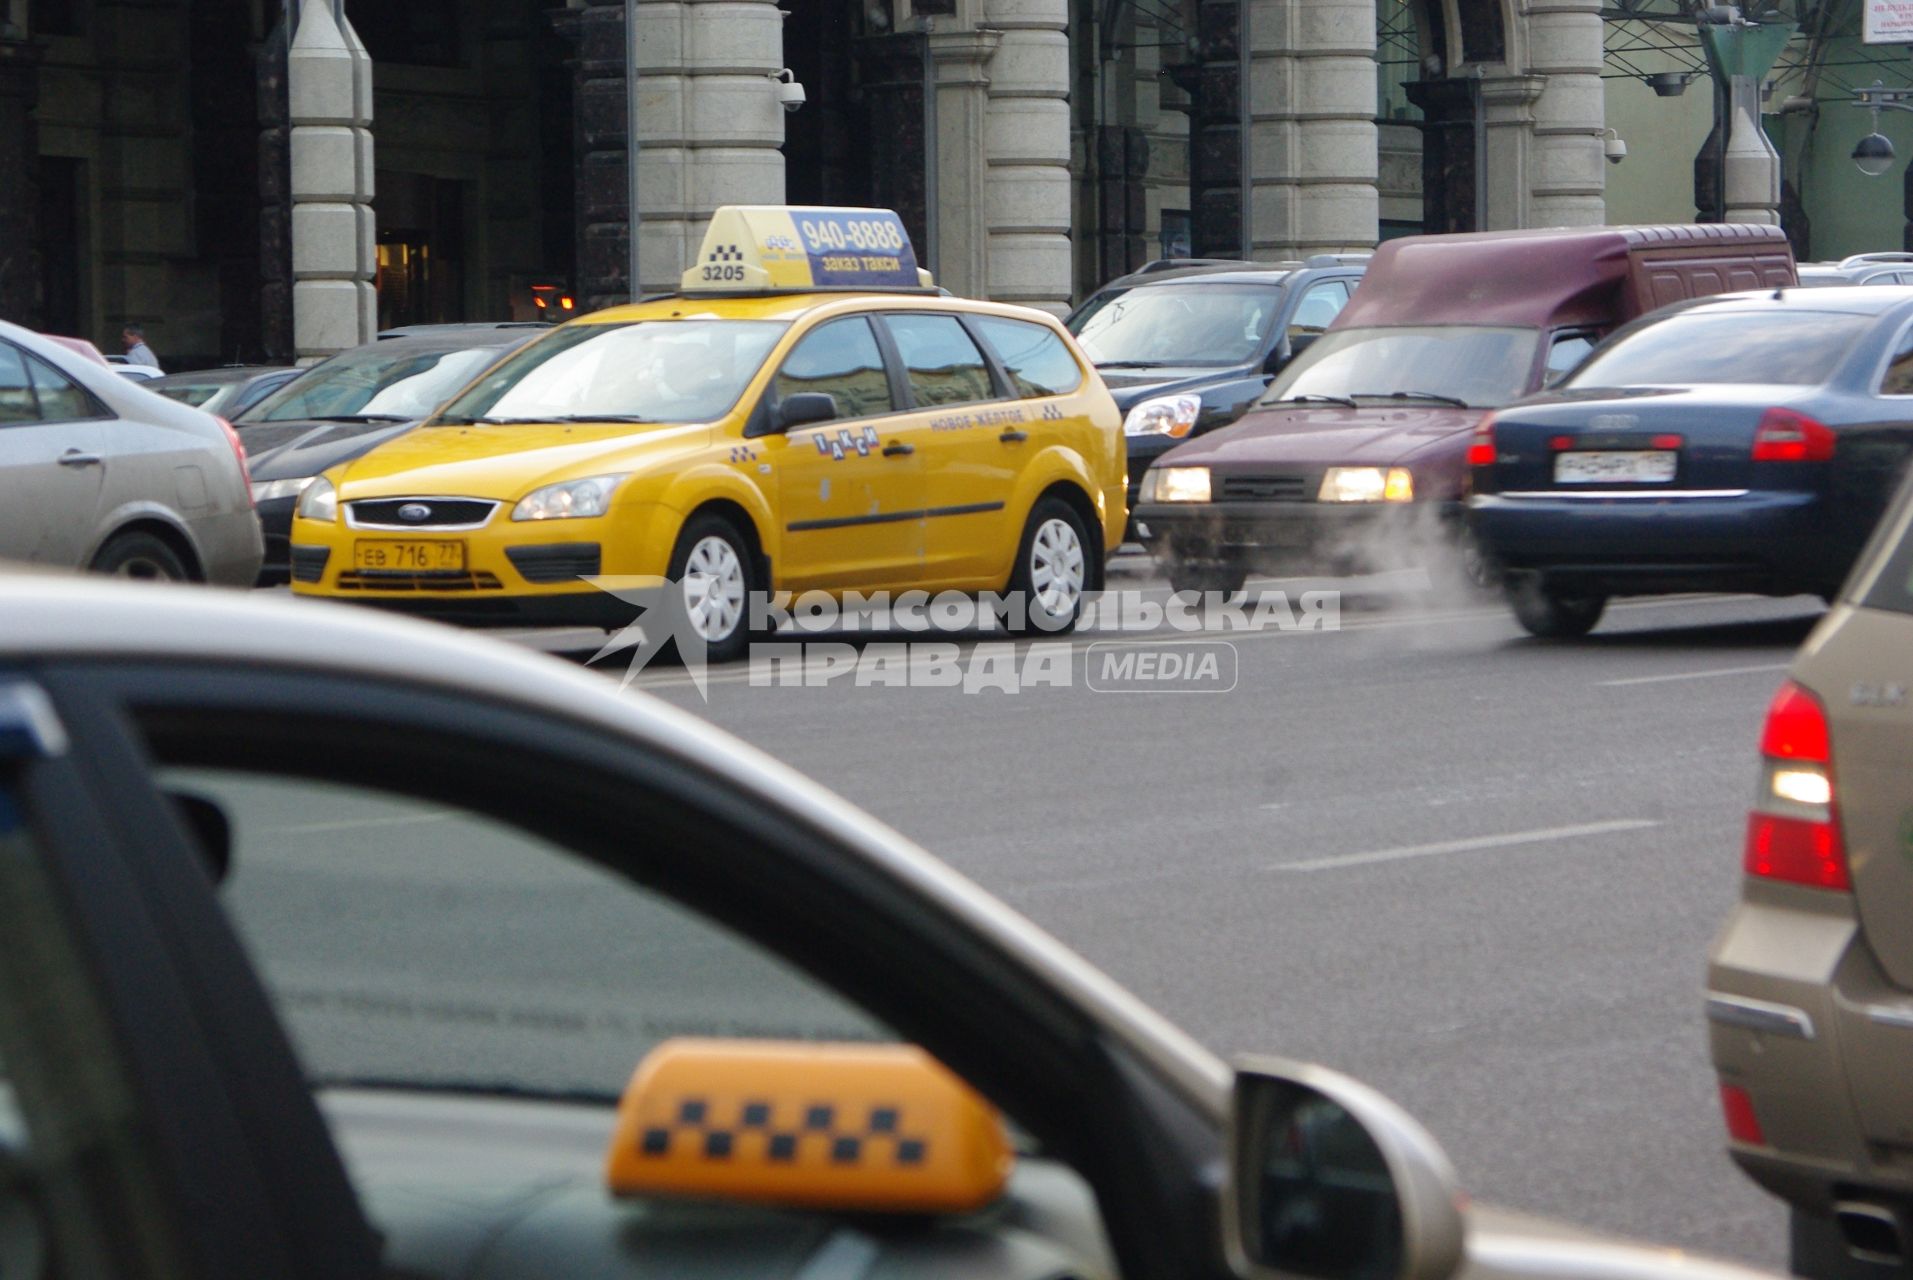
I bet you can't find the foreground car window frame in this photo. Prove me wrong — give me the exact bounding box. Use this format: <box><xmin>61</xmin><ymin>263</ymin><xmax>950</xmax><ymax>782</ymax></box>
<box><xmin>34</xmin><ymin>658</ymin><xmax>1234</xmax><ymax>1280</ymax></box>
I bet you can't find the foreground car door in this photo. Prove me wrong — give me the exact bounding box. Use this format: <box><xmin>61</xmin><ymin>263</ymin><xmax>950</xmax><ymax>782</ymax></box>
<box><xmin>22</xmin><ymin>655</ymin><xmax>1230</xmax><ymax>1280</ymax></box>
<box><xmin>0</xmin><ymin>676</ymin><xmax>380</xmax><ymax>1280</ymax></box>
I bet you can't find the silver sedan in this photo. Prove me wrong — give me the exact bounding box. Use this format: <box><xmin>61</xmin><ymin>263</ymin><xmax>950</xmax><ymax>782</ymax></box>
<box><xmin>0</xmin><ymin>319</ymin><xmax>261</xmax><ymax>584</ymax></box>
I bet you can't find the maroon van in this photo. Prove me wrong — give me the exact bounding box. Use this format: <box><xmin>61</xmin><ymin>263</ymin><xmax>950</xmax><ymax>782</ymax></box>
<box><xmin>1130</xmin><ymin>224</ymin><xmax>1796</xmax><ymax>594</ymax></box>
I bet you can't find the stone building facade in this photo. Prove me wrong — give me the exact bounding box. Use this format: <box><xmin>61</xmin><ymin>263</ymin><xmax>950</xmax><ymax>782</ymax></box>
<box><xmin>0</xmin><ymin>0</ymin><xmax>1612</xmax><ymax>366</ymax></box>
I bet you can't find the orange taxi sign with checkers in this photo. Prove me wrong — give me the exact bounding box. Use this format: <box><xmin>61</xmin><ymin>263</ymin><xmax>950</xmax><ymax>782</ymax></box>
<box><xmin>605</xmin><ymin>1039</ymin><xmax>1013</xmax><ymax>1212</ymax></box>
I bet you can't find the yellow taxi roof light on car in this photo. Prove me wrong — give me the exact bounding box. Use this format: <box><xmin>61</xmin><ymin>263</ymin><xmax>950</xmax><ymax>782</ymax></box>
<box><xmin>605</xmin><ymin>1038</ymin><xmax>1014</xmax><ymax>1213</ymax></box>
<box><xmin>681</xmin><ymin>206</ymin><xmax>936</xmax><ymax>295</ymax></box>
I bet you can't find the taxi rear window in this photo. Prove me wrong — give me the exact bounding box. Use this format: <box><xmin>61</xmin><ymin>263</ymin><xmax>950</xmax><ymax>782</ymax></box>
<box><xmin>972</xmin><ymin>317</ymin><xmax>1083</xmax><ymax>398</ymax></box>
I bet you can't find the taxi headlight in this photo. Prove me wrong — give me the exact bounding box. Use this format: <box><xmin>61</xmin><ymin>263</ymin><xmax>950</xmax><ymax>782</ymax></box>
<box><xmin>512</xmin><ymin>474</ymin><xmax>628</xmax><ymax>521</ymax></box>
<box><xmin>1148</xmin><ymin>467</ymin><xmax>1211</xmax><ymax>504</ymax></box>
<box><xmin>1319</xmin><ymin>466</ymin><xmax>1414</xmax><ymax>503</ymax></box>
<box><xmin>1124</xmin><ymin>394</ymin><xmax>1202</xmax><ymax>438</ymax></box>
<box><xmin>253</xmin><ymin>476</ymin><xmax>315</xmax><ymax>505</ymax></box>
<box><xmin>295</xmin><ymin>477</ymin><xmax>337</xmax><ymax>523</ymax></box>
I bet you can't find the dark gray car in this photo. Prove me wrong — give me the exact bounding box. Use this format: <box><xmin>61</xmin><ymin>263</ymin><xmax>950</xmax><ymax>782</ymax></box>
<box><xmin>240</xmin><ymin>327</ymin><xmax>544</xmax><ymax>584</ymax></box>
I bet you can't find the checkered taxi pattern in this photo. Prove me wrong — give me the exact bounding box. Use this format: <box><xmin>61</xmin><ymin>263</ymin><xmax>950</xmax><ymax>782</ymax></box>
<box><xmin>638</xmin><ymin>1096</ymin><xmax>930</xmax><ymax>1167</ymax></box>
<box><xmin>604</xmin><ymin>1039</ymin><xmax>1014</xmax><ymax>1213</ymax></box>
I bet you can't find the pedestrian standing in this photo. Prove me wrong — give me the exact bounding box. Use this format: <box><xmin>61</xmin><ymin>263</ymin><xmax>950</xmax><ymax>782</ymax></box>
<box><xmin>121</xmin><ymin>323</ymin><xmax>162</xmax><ymax>371</ymax></box>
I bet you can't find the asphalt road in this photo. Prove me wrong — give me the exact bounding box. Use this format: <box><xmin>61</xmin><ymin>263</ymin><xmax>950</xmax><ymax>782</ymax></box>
<box><xmin>600</xmin><ymin>555</ymin><xmax>1826</xmax><ymax>1271</ymax></box>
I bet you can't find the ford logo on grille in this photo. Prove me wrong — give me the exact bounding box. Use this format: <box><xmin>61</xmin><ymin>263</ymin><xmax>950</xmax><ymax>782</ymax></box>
<box><xmin>397</xmin><ymin>503</ymin><xmax>432</xmax><ymax>524</ymax></box>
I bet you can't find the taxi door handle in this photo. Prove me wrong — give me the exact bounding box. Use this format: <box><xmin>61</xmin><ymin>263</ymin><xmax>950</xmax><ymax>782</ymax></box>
<box><xmin>999</xmin><ymin>430</ymin><xmax>1028</xmax><ymax>444</ymax></box>
<box><xmin>882</xmin><ymin>442</ymin><xmax>914</xmax><ymax>457</ymax></box>
<box><xmin>58</xmin><ymin>450</ymin><xmax>103</xmax><ymax>468</ymax></box>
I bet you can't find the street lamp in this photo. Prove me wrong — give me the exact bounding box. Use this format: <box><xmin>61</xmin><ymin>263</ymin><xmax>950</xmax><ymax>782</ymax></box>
<box><xmin>1852</xmin><ymin>82</ymin><xmax>1913</xmax><ymax>176</ymax></box>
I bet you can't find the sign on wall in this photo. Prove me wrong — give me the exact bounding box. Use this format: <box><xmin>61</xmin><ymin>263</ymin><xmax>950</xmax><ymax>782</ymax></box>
<box><xmin>1866</xmin><ymin>0</ymin><xmax>1913</xmax><ymax>44</ymax></box>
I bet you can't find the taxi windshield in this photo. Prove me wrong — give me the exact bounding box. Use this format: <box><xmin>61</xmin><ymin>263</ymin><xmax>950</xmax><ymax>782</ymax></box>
<box><xmin>242</xmin><ymin>345</ymin><xmax>506</xmax><ymax>424</ymax></box>
<box><xmin>435</xmin><ymin>320</ymin><xmax>788</xmax><ymax>425</ymax></box>
<box><xmin>1070</xmin><ymin>283</ymin><xmax>1282</xmax><ymax>367</ymax></box>
<box><xmin>1262</xmin><ymin>325</ymin><xmax>1538</xmax><ymax>409</ymax></box>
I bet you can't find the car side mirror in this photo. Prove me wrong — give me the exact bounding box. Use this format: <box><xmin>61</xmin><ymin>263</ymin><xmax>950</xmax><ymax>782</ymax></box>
<box><xmin>776</xmin><ymin>392</ymin><xmax>839</xmax><ymax>432</ymax></box>
<box><xmin>1224</xmin><ymin>1056</ymin><xmax>1466</xmax><ymax>1280</ymax></box>
<box><xmin>167</xmin><ymin>790</ymin><xmax>232</xmax><ymax>885</ymax></box>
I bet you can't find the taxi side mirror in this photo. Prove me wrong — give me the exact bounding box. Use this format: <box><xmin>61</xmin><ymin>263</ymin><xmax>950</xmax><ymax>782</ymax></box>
<box><xmin>776</xmin><ymin>393</ymin><xmax>839</xmax><ymax>432</ymax></box>
<box><xmin>1223</xmin><ymin>1056</ymin><xmax>1465</xmax><ymax>1280</ymax></box>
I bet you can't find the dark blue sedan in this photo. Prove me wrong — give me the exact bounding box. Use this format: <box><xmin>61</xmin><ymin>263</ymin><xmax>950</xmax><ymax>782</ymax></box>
<box><xmin>1467</xmin><ymin>287</ymin><xmax>1913</xmax><ymax>636</ymax></box>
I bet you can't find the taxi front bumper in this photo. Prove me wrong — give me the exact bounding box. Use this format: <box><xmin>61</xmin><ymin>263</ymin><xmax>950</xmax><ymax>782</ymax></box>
<box><xmin>289</xmin><ymin>511</ymin><xmax>678</xmax><ymax>628</ymax></box>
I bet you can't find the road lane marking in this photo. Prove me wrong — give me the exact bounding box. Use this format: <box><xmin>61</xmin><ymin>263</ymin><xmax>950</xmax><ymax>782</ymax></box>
<box><xmin>1597</xmin><ymin>663</ymin><xmax>1790</xmax><ymax>688</ymax></box>
<box><xmin>1268</xmin><ymin>818</ymin><xmax>1659</xmax><ymax>873</ymax></box>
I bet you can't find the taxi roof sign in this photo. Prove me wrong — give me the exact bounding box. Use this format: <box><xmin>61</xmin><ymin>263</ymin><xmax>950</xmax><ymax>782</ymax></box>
<box><xmin>681</xmin><ymin>206</ymin><xmax>935</xmax><ymax>295</ymax></box>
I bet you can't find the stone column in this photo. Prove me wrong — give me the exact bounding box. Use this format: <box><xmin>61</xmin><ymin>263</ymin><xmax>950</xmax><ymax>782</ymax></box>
<box><xmin>0</xmin><ymin>33</ymin><xmax>40</xmax><ymax>328</ymax></box>
<box><xmin>578</xmin><ymin>0</ymin><xmax>784</xmax><ymax>302</ymax></box>
<box><xmin>928</xmin><ymin>27</ymin><xmax>1001</xmax><ymax>298</ymax></box>
<box><xmin>985</xmin><ymin>0</ymin><xmax>1072</xmax><ymax>312</ymax></box>
<box><xmin>288</xmin><ymin>0</ymin><xmax>375</xmax><ymax>360</ymax></box>
<box><xmin>1523</xmin><ymin>0</ymin><xmax>1605</xmax><ymax>226</ymax></box>
<box><xmin>1247</xmin><ymin>0</ymin><xmax>1377</xmax><ymax>256</ymax></box>
<box><xmin>1479</xmin><ymin>73</ymin><xmax>1543</xmax><ymax>229</ymax></box>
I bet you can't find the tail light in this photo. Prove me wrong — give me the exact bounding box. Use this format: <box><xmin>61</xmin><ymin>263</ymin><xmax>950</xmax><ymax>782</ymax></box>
<box><xmin>1718</xmin><ymin>1082</ymin><xmax>1765</xmax><ymax>1145</ymax></box>
<box><xmin>1743</xmin><ymin>680</ymin><xmax>1849</xmax><ymax>890</ymax></box>
<box><xmin>1465</xmin><ymin>413</ymin><xmax>1497</xmax><ymax>466</ymax></box>
<box><xmin>217</xmin><ymin>416</ymin><xmax>256</xmax><ymax>507</ymax></box>
<box><xmin>1751</xmin><ymin>408</ymin><xmax>1835</xmax><ymax>462</ymax></box>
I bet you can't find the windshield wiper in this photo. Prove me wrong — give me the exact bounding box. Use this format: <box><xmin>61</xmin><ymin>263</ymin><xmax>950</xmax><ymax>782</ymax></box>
<box><xmin>305</xmin><ymin>413</ymin><xmax>412</xmax><ymax>423</ymax></box>
<box><xmin>432</xmin><ymin>413</ymin><xmax>656</xmax><ymax>426</ymax></box>
<box><xmin>1269</xmin><ymin>393</ymin><xmax>1358</xmax><ymax>408</ymax></box>
<box><xmin>1364</xmin><ymin>390</ymin><xmax>1470</xmax><ymax>408</ymax></box>
<box><xmin>1096</xmin><ymin>360</ymin><xmax>1170</xmax><ymax>369</ymax></box>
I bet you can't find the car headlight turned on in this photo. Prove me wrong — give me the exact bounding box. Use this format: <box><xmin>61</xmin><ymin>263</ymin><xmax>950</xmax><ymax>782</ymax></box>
<box><xmin>1319</xmin><ymin>466</ymin><xmax>1414</xmax><ymax>503</ymax></box>
<box><xmin>1144</xmin><ymin>466</ymin><xmax>1211</xmax><ymax>504</ymax></box>
<box><xmin>1124</xmin><ymin>393</ymin><xmax>1202</xmax><ymax>438</ymax></box>
<box><xmin>512</xmin><ymin>474</ymin><xmax>627</xmax><ymax>522</ymax></box>
<box><xmin>295</xmin><ymin>476</ymin><xmax>338</xmax><ymax>522</ymax></box>
<box><xmin>253</xmin><ymin>476</ymin><xmax>316</xmax><ymax>504</ymax></box>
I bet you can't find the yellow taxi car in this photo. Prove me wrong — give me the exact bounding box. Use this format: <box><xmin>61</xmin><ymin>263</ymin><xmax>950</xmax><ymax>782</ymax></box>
<box><xmin>288</xmin><ymin>207</ymin><xmax>1125</xmax><ymax>658</ymax></box>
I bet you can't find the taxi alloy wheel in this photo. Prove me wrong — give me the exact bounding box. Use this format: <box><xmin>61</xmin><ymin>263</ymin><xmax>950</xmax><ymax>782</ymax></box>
<box><xmin>1011</xmin><ymin>498</ymin><xmax>1089</xmax><ymax>635</ymax></box>
<box><xmin>683</xmin><ymin>537</ymin><xmax>746</xmax><ymax>645</ymax></box>
<box><xmin>667</xmin><ymin>513</ymin><xmax>760</xmax><ymax>664</ymax></box>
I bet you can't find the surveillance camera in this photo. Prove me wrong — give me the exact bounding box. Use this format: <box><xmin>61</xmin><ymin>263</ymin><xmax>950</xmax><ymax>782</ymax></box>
<box><xmin>1604</xmin><ymin>135</ymin><xmax>1627</xmax><ymax>165</ymax></box>
<box><xmin>775</xmin><ymin>69</ymin><xmax>806</xmax><ymax>113</ymax></box>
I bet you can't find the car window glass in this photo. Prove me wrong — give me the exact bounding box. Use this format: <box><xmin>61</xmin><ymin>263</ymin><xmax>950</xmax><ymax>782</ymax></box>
<box><xmin>772</xmin><ymin>317</ymin><xmax>894</xmax><ymax>419</ymax></box>
<box><xmin>1072</xmin><ymin>283</ymin><xmax>1281</xmax><ymax>366</ymax></box>
<box><xmin>1545</xmin><ymin>333</ymin><xmax>1595</xmax><ymax>381</ymax></box>
<box><xmin>248</xmin><ymin>345</ymin><xmax>506</xmax><ymax>423</ymax></box>
<box><xmin>1881</xmin><ymin>325</ymin><xmax>1913</xmax><ymax>395</ymax></box>
<box><xmin>26</xmin><ymin>352</ymin><xmax>96</xmax><ymax>422</ymax></box>
<box><xmin>160</xmin><ymin>767</ymin><xmax>894</xmax><ymax>1099</ymax></box>
<box><xmin>1565</xmin><ymin>311</ymin><xmax>1874</xmax><ymax>389</ymax></box>
<box><xmin>972</xmin><ymin>317</ymin><xmax>1082</xmax><ymax>398</ymax></box>
<box><xmin>1288</xmin><ymin>282</ymin><xmax>1349</xmax><ymax>338</ymax></box>
<box><xmin>438</xmin><ymin>321</ymin><xmax>787</xmax><ymax>426</ymax></box>
<box><xmin>0</xmin><ymin>344</ymin><xmax>39</xmax><ymax>425</ymax></box>
<box><xmin>1268</xmin><ymin>325</ymin><xmax>1535</xmax><ymax>407</ymax></box>
<box><xmin>884</xmin><ymin>314</ymin><xmax>996</xmax><ymax>409</ymax></box>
